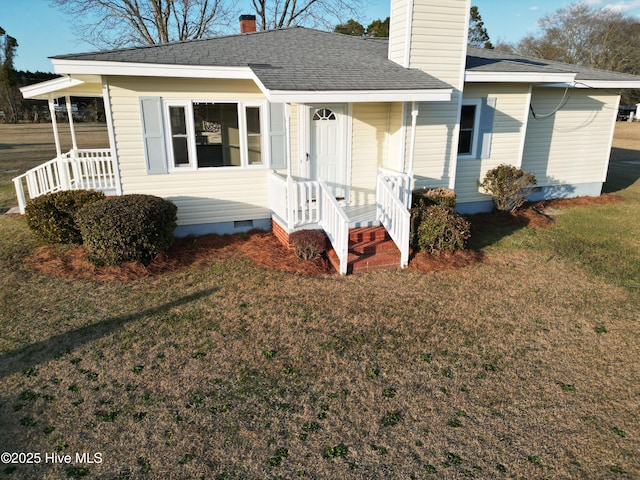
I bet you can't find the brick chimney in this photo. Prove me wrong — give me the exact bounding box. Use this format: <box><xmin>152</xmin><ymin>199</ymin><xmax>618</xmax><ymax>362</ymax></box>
<box><xmin>240</xmin><ymin>14</ymin><xmax>257</xmax><ymax>33</ymax></box>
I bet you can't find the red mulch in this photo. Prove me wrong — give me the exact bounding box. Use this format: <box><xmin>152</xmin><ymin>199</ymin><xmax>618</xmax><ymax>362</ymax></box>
<box><xmin>24</xmin><ymin>194</ymin><xmax>625</xmax><ymax>281</ymax></box>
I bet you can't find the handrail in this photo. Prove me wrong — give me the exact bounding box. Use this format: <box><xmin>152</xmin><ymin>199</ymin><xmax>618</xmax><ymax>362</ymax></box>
<box><xmin>318</xmin><ymin>178</ymin><xmax>349</xmax><ymax>275</ymax></box>
<box><xmin>376</xmin><ymin>172</ymin><xmax>411</xmax><ymax>268</ymax></box>
<box><xmin>378</xmin><ymin>167</ymin><xmax>412</xmax><ymax>209</ymax></box>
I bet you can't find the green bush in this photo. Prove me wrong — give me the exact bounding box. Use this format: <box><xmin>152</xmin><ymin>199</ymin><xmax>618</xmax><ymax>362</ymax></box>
<box><xmin>25</xmin><ymin>190</ymin><xmax>105</xmax><ymax>244</ymax></box>
<box><xmin>480</xmin><ymin>164</ymin><xmax>537</xmax><ymax>212</ymax></box>
<box><xmin>76</xmin><ymin>194</ymin><xmax>177</xmax><ymax>266</ymax></box>
<box><xmin>411</xmin><ymin>205</ymin><xmax>471</xmax><ymax>255</ymax></box>
<box><xmin>412</xmin><ymin>187</ymin><xmax>457</xmax><ymax>209</ymax></box>
<box><xmin>289</xmin><ymin>229</ymin><xmax>328</xmax><ymax>260</ymax></box>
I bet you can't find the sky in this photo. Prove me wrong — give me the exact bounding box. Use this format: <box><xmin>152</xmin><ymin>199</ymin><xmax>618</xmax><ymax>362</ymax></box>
<box><xmin>3</xmin><ymin>0</ymin><xmax>640</xmax><ymax>73</ymax></box>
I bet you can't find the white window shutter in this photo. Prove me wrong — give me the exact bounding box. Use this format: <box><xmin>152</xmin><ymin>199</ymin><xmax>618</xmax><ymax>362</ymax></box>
<box><xmin>269</xmin><ymin>102</ymin><xmax>287</xmax><ymax>169</ymax></box>
<box><xmin>139</xmin><ymin>97</ymin><xmax>168</xmax><ymax>174</ymax></box>
<box><xmin>479</xmin><ymin>97</ymin><xmax>497</xmax><ymax>159</ymax></box>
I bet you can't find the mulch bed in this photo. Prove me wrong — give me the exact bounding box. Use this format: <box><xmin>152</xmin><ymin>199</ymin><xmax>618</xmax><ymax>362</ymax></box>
<box><xmin>24</xmin><ymin>194</ymin><xmax>624</xmax><ymax>281</ymax></box>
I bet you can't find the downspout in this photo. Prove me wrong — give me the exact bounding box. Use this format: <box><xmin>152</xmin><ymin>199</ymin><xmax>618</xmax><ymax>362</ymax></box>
<box><xmin>284</xmin><ymin>103</ymin><xmax>294</xmax><ymax>229</ymax></box>
<box><xmin>407</xmin><ymin>101</ymin><xmax>419</xmax><ymax>203</ymax></box>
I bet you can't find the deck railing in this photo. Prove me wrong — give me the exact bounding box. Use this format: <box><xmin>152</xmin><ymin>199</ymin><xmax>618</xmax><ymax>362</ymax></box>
<box><xmin>13</xmin><ymin>149</ymin><xmax>117</xmax><ymax>214</ymax></box>
<box><xmin>376</xmin><ymin>170</ymin><xmax>411</xmax><ymax>268</ymax></box>
<box><xmin>318</xmin><ymin>179</ymin><xmax>349</xmax><ymax>275</ymax></box>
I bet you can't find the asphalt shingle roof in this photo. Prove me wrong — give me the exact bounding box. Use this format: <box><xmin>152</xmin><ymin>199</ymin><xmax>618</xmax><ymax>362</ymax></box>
<box><xmin>466</xmin><ymin>45</ymin><xmax>640</xmax><ymax>82</ymax></box>
<box><xmin>53</xmin><ymin>28</ymin><xmax>640</xmax><ymax>90</ymax></box>
<box><xmin>53</xmin><ymin>27</ymin><xmax>450</xmax><ymax>92</ymax></box>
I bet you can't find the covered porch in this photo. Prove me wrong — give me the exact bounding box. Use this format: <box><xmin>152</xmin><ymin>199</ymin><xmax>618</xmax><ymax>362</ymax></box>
<box><xmin>267</xmin><ymin>101</ymin><xmax>425</xmax><ymax>274</ymax></box>
<box><xmin>13</xmin><ymin>76</ymin><xmax>120</xmax><ymax>213</ymax></box>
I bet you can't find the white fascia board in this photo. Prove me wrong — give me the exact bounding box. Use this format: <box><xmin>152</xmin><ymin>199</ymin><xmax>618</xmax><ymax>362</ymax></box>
<box><xmin>51</xmin><ymin>59</ymin><xmax>255</xmax><ymax>80</ymax></box>
<box><xmin>465</xmin><ymin>71</ymin><xmax>577</xmax><ymax>84</ymax></box>
<box><xmin>265</xmin><ymin>89</ymin><xmax>453</xmax><ymax>103</ymax></box>
<box><xmin>545</xmin><ymin>80</ymin><xmax>640</xmax><ymax>89</ymax></box>
<box><xmin>20</xmin><ymin>76</ymin><xmax>85</xmax><ymax>99</ymax></box>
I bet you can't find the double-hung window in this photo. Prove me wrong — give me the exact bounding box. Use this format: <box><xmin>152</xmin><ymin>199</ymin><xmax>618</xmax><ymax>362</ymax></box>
<box><xmin>163</xmin><ymin>100</ymin><xmax>265</xmax><ymax>170</ymax></box>
<box><xmin>458</xmin><ymin>99</ymin><xmax>482</xmax><ymax>158</ymax></box>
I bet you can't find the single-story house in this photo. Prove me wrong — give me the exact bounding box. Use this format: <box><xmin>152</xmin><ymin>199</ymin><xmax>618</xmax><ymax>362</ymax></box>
<box><xmin>16</xmin><ymin>0</ymin><xmax>640</xmax><ymax>273</ymax></box>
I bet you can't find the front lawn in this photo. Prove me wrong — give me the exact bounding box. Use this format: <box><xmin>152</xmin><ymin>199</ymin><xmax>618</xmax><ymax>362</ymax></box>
<box><xmin>0</xmin><ymin>123</ymin><xmax>638</xmax><ymax>479</ymax></box>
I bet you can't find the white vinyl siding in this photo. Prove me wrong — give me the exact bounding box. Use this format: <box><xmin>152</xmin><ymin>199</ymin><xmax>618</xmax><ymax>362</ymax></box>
<box><xmin>408</xmin><ymin>1</ymin><xmax>469</xmax><ymax>88</ymax></box>
<box><xmin>522</xmin><ymin>88</ymin><xmax>619</xmax><ymax>186</ymax></box>
<box><xmin>107</xmin><ymin>77</ymin><xmax>269</xmax><ymax>226</ymax></box>
<box><xmin>455</xmin><ymin>84</ymin><xmax>532</xmax><ymax>203</ymax></box>
<box><xmin>388</xmin><ymin>0</ymin><xmax>409</xmax><ymax>66</ymax></box>
<box><xmin>350</xmin><ymin>103</ymin><xmax>394</xmax><ymax>205</ymax></box>
<box><xmin>405</xmin><ymin>98</ymin><xmax>461</xmax><ymax>189</ymax></box>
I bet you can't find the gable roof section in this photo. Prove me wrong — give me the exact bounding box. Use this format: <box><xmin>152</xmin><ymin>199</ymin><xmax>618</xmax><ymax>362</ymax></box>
<box><xmin>51</xmin><ymin>28</ymin><xmax>452</xmax><ymax>103</ymax></box>
<box><xmin>465</xmin><ymin>46</ymin><xmax>640</xmax><ymax>88</ymax></box>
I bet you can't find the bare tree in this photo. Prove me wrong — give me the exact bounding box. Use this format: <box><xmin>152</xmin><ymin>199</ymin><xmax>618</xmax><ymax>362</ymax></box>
<box><xmin>250</xmin><ymin>0</ymin><xmax>365</xmax><ymax>31</ymax></box>
<box><xmin>515</xmin><ymin>4</ymin><xmax>640</xmax><ymax>75</ymax></box>
<box><xmin>51</xmin><ymin>0</ymin><xmax>235</xmax><ymax>48</ymax></box>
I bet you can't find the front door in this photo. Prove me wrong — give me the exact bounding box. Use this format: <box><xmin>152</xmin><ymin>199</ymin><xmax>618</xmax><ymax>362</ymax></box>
<box><xmin>308</xmin><ymin>105</ymin><xmax>347</xmax><ymax>199</ymax></box>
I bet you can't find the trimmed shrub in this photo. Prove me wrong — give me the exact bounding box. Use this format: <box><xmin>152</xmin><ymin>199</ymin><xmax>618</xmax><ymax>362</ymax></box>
<box><xmin>289</xmin><ymin>229</ymin><xmax>328</xmax><ymax>260</ymax></box>
<box><xmin>480</xmin><ymin>164</ymin><xmax>537</xmax><ymax>212</ymax></box>
<box><xmin>25</xmin><ymin>190</ymin><xmax>105</xmax><ymax>244</ymax></box>
<box><xmin>411</xmin><ymin>205</ymin><xmax>471</xmax><ymax>255</ymax></box>
<box><xmin>412</xmin><ymin>187</ymin><xmax>457</xmax><ymax>209</ymax></box>
<box><xmin>76</xmin><ymin>194</ymin><xmax>177</xmax><ymax>266</ymax></box>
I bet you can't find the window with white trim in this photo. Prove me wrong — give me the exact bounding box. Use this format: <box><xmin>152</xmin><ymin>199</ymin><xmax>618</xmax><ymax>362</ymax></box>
<box><xmin>458</xmin><ymin>99</ymin><xmax>482</xmax><ymax>158</ymax></box>
<box><xmin>163</xmin><ymin>100</ymin><xmax>265</xmax><ymax>169</ymax></box>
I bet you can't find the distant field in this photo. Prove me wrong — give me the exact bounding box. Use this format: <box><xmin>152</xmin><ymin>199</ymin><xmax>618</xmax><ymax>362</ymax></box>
<box><xmin>0</xmin><ymin>123</ymin><xmax>108</xmax><ymax>208</ymax></box>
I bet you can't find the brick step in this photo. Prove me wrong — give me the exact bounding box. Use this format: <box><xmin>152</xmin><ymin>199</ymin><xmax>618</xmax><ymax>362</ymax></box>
<box><xmin>327</xmin><ymin>248</ymin><xmax>401</xmax><ymax>274</ymax></box>
<box><xmin>348</xmin><ymin>226</ymin><xmax>388</xmax><ymax>243</ymax></box>
<box><xmin>328</xmin><ymin>226</ymin><xmax>402</xmax><ymax>274</ymax></box>
<box><xmin>350</xmin><ymin>238</ymin><xmax>399</xmax><ymax>255</ymax></box>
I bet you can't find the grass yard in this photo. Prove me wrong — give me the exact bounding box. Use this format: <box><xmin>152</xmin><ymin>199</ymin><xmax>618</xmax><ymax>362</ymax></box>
<box><xmin>0</xmin><ymin>122</ymin><xmax>639</xmax><ymax>479</ymax></box>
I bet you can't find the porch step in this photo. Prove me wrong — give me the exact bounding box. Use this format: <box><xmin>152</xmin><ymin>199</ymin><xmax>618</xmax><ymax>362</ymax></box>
<box><xmin>328</xmin><ymin>226</ymin><xmax>401</xmax><ymax>274</ymax></box>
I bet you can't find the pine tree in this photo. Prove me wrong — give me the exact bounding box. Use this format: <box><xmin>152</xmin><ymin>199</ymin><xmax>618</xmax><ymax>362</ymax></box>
<box><xmin>468</xmin><ymin>5</ymin><xmax>493</xmax><ymax>49</ymax></box>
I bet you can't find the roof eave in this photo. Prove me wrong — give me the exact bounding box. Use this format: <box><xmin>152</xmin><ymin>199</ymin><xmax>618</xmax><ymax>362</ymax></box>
<box><xmin>51</xmin><ymin>58</ymin><xmax>255</xmax><ymax>80</ymax></box>
<box><xmin>20</xmin><ymin>76</ymin><xmax>86</xmax><ymax>100</ymax></box>
<box><xmin>465</xmin><ymin>71</ymin><xmax>577</xmax><ymax>84</ymax></box>
<box><xmin>265</xmin><ymin>89</ymin><xmax>453</xmax><ymax>103</ymax></box>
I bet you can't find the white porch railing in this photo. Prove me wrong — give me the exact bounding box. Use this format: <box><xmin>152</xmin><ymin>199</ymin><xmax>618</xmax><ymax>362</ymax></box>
<box><xmin>318</xmin><ymin>179</ymin><xmax>350</xmax><ymax>275</ymax></box>
<box><xmin>376</xmin><ymin>169</ymin><xmax>411</xmax><ymax>268</ymax></box>
<box><xmin>13</xmin><ymin>149</ymin><xmax>117</xmax><ymax>214</ymax></box>
<box><xmin>268</xmin><ymin>172</ymin><xmax>319</xmax><ymax>228</ymax></box>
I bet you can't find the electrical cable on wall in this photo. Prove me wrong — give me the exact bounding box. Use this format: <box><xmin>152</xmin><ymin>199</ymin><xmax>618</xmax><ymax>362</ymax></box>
<box><xmin>529</xmin><ymin>86</ymin><xmax>571</xmax><ymax>120</ymax></box>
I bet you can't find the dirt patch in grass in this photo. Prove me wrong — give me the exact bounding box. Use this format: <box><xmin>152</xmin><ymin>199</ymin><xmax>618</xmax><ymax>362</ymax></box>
<box><xmin>24</xmin><ymin>195</ymin><xmax>624</xmax><ymax>281</ymax></box>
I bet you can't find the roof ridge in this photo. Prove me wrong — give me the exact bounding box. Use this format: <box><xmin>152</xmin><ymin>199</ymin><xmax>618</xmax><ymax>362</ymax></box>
<box><xmin>51</xmin><ymin>26</ymin><xmax>311</xmax><ymax>60</ymax></box>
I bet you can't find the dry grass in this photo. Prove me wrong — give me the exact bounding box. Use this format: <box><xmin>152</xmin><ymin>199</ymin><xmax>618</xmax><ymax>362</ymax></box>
<box><xmin>0</xmin><ymin>123</ymin><xmax>639</xmax><ymax>479</ymax></box>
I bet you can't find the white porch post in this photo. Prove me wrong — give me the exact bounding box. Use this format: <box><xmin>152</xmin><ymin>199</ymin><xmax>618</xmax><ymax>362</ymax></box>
<box><xmin>49</xmin><ymin>96</ymin><xmax>72</xmax><ymax>190</ymax></box>
<box><xmin>48</xmin><ymin>96</ymin><xmax>62</xmax><ymax>158</ymax></box>
<box><xmin>284</xmin><ymin>104</ymin><xmax>294</xmax><ymax>228</ymax></box>
<box><xmin>65</xmin><ymin>95</ymin><xmax>78</xmax><ymax>151</ymax></box>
